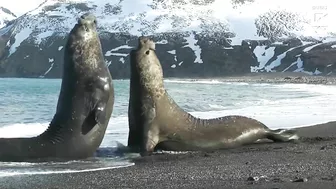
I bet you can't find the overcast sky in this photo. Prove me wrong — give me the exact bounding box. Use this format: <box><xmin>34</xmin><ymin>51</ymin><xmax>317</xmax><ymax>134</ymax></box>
<box><xmin>0</xmin><ymin>0</ymin><xmax>44</xmax><ymax>16</ymax></box>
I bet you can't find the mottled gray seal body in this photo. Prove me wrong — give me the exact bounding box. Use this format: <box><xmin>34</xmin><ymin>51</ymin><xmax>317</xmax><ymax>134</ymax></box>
<box><xmin>0</xmin><ymin>13</ymin><xmax>114</xmax><ymax>162</ymax></box>
<box><xmin>128</xmin><ymin>37</ymin><xmax>298</xmax><ymax>155</ymax></box>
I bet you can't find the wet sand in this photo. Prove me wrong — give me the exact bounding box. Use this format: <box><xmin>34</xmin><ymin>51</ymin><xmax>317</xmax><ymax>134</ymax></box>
<box><xmin>2</xmin><ymin>74</ymin><xmax>336</xmax><ymax>189</ymax></box>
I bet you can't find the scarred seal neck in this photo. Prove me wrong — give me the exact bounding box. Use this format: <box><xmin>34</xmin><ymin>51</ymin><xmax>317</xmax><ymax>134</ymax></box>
<box><xmin>135</xmin><ymin>37</ymin><xmax>165</xmax><ymax>98</ymax></box>
<box><xmin>65</xmin><ymin>13</ymin><xmax>103</xmax><ymax>75</ymax></box>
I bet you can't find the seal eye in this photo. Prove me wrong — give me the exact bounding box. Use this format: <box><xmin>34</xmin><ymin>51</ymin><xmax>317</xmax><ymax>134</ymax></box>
<box><xmin>145</xmin><ymin>50</ymin><xmax>150</xmax><ymax>55</ymax></box>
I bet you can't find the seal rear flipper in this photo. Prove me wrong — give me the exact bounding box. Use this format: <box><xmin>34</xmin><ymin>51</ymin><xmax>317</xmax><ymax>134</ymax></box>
<box><xmin>266</xmin><ymin>129</ymin><xmax>300</xmax><ymax>142</ymax></box>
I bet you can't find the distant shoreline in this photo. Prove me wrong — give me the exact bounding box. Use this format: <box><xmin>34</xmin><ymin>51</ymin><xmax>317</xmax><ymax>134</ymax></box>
<box><xmin>1</xmin><ymin>73</ymin><xmax>336</xmax><ymax>85</ymax></box>
<box><xmin>165</xmin><ymin>73</ymin><xmax>336</xmax><ymax>85</ymax></box>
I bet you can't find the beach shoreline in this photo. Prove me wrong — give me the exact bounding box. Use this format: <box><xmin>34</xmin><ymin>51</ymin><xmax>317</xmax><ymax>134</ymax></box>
<box><xmin>1</xmin><ymin>74</ymin><xmax>336</xmax><ymax>189</ymax></box>
<box><xmin>165</xmin><ymin>72</ymin><xmax>336</xmax><ymax>85</ymax></box>
<box><xmin>2</xmin><ymin>121</ymin><xmax>336</xmax><ymax>189</ymax></box>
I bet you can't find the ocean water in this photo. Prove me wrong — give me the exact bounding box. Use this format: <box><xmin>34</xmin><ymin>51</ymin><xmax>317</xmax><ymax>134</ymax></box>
<box><xmin>1</xmin><ymin>78</ymin><xmax>336</xmax><ymax>177</ymax></box>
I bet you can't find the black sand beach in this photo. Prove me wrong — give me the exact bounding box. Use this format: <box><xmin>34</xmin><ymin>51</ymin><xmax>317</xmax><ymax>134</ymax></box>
<box><xmin>179</xmin><ymin>72</ymin><xmax>336</xmax><ymax>85</ymax></box>
<box><xmin>2</xmin><ymin>74</ymin><xmax>336</xmax><ymax>189</ymax></box>
<box><xmin>2</xmin><ymin>121</ymin><xmax>336</xmax><ymax>189</ymax></box>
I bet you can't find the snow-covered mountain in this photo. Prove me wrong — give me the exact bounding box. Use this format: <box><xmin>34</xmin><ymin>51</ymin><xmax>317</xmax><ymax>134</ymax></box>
<box><xmin>0</xmin><ymin>7</ymin><xmax>17</xmax><ymax>29</ymax></box>
<box><xmin>0</xmin><ymin>0</ymin><xmax>45</xmax><ymax>17</ymax></box>
<box><xmin>0</xmin><ymin>0</ymin><xmax>335</xmax><ymax>78</ymax></box>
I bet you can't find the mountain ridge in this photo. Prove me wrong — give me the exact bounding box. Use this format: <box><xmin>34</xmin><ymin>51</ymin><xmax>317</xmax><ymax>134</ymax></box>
<box><xmin>0</xmin><ymin>7</ymin><xmax>17</xmax><ymax>29</ymax></box>
<box><xmin>0</xmin><ymin>0</ymin><xmax>335</xmax><ymax>78</ymax></box>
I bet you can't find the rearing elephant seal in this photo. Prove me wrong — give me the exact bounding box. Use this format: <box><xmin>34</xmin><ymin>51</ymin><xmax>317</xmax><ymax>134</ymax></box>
<box><xmin>128</xmin><ymin>37</ymin><xmax>299</xmax><ymax>155</ymax></box>
<box><xmin>0</xmin><ymin>13</ymin><xmax>114</xmax><ymax>162</ymax></box>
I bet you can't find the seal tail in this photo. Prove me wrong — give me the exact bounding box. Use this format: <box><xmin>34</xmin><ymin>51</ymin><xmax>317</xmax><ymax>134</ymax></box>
<box><xmin>266</xmin><ymin>129</ymin><xmax>299</xmax><ymax>142</ymax></box>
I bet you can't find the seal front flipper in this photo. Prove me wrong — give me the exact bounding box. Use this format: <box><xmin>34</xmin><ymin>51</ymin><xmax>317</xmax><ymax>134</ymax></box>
<box><xmin>92</xmin><ymin>78</ymin><xmax>111</xmax><ymax>124</ymax></box>
<box><xmin>82</xmin><ymin>89</ymin><xmax>110</xmax><ymax>135</ymax></box>
<box><xmin>140</xmin><ymin>96</ymin><xmax>159</xmax><ymax>156</ymax></box>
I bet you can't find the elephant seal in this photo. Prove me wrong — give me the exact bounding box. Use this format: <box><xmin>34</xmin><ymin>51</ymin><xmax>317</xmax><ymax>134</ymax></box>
<box><xmin>128</xmin><ymin>36</ymin><xmax>299</xmax><ymax>155</ymax></box>
<box><xmin>127</xmin><ymin>49</ymin><xmax>142</xmax><ymax>152</ymax></box>
<box><xmin>0</xmin><ymin>13</ymin><xmax>114</xmax><ymax>162</ymax></box>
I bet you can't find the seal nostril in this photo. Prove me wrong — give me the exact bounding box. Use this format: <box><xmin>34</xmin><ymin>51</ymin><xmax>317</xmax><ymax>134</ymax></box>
<box><xmin>145</xmin><ymin>50</ymin><xmax>150</xmax><ymax>55</ymax></box>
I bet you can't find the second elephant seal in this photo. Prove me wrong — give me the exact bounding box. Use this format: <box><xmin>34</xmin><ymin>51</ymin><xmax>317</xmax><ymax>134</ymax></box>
<box><xmin>128</xmin><ymin>36</ymin><xmax>299</xmax><ymax>155</ymax></box>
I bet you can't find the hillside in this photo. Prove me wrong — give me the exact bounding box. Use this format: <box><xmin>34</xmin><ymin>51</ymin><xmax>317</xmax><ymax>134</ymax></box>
<box><xmin>0</xmin><ymin>7</ymin><xmax>17</xmax><ymax>29</ymax></box>
<box><xmin>0</xmin><ymin>0</ymin><xmax>335</xmax><ymax>78</ymax></box>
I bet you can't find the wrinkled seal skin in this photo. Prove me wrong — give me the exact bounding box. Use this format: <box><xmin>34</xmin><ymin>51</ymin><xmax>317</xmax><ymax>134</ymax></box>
<box><xmin>129</xmin><ymin>37</ymin><xmax>299</xmax><ymax>156</ymax></box>
<box><xmin>0</xmin><ymin>13</ymin><xmax>114</xmax><ymax>162</ymax></box>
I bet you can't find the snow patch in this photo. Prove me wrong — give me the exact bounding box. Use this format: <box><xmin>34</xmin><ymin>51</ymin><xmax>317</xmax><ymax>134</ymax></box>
<box><xmin>0</xmin><ymin>22</ymin><xmax>15</xmax><ymax>36</ymax></box>
<box><xmin>331</xmin><ymin>45</ymin><xmax>336</xmax><ymax>48</ymax></box>
<box><xmin>292</xmin><ymin>57</ymin><xmax>316</xmax><ymax>75</ymax></box>
<box><xmin>105</xmin><ymin>60</ymin><xmax>111</xmax><ymax>67</ymax></box>
<box><xmin>264</xmin><ymin>46</ymin><xmax>302</xmax><ymax>72</ymax></box>
<box><xmin>156</xmin><ymin>40</ymin><xmax>168</xmax><ymax>45</ymax></box>
<box><xmin>171</xmin><ymin>64</ymin><xmax>176</xmax><ymax>68</ymax></box>
<box><xmin>178</xmin><ymin>61</ymin><xmax>183</xmax><ymax>66</ymax></box>
<box><xmin>167</xmin><ymin>50</ymin><xmax>176</xmax><ymax>55</ymax></box>
<box><xmin>8</xmin><ymin>27</ymin><xmax>33</xmax><ymax>56</ymax></box>
<box><xmin>182</xmin><ymin>33</ymin><xmax>203</xmax><ymax>64</ymax></box>
<box><xmin>119</xmin><ymin>57</ymin><xmax>125</xmax><ymax>64</ymax></box>
<box><xmin>303</xmin><ymin>43</ymin><xmax>322</xmax><ymax>52</ymax></box>
<box><xmin>6</xmin><ymin>40</ymin><xmax>10</xmax><ymax>47</ymax></box>
<box><xmin>251</xmin><ymin>46</ymin><xmax>275</xmax><ymax>72</ymax></box>
<box><xmin>108</xmin><ymin>45</ymin><xmax>133</xmax><ymax>52</ymax></box>
<box><xmin>105</xmin><ymin>45</ymin><xmax>133</xmax><ymax>57</ymax></box>
<box><xmin>273</xmin><ymin>42</ymin><xmax>283</xmax><ymax>45</ymax></box>
<box><xmin>322</xmin><ymin>37</ymin><xmax>336</xmax><ymax>43</ymax></box>
<box><xmin>167</xmin><ymin>50</ymin><xmax>177</xmax><ymax>61</ymax></box>
<box><xmin>314</xmin><ymin>69</ymin><xmax>322</xmax><ymax>75</ymax></box>
<box><xmin>282</xmin><ymin>61</ymin><xmax>297</xmax><ymax>72</ymax></box>
<box><xmin>105</xmin><ymin>52</ymin><xmax>128</xmax><ymax>57</ymax></box>
<box><xmin>35</xmin><ymin>30</ymin><xmax>54</xmax><ymax>44</ymax></box>
<box><xmin>41</xmin><ymin>62</ymin><xmax>54</xmax><ymax>78</ymax></box>
<box><xmin>48</xmin><ymin>58</ymin><xmax>54</xmax><ymax>63</ymax></box>
<box><xmin>58</xmin><ymin>46</ymin><xmax>63</xmax><ymax>51</ymax></box>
